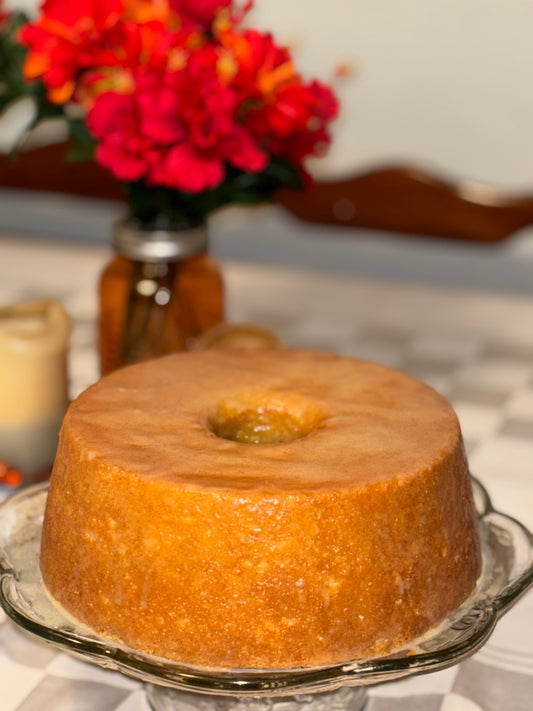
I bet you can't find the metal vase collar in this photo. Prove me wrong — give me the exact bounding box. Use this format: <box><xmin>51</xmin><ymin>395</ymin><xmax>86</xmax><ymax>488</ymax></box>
<box><xmin>112</xmin><ymin>219</ymin><xmax>208</xmax><ymax>262</ymax></box>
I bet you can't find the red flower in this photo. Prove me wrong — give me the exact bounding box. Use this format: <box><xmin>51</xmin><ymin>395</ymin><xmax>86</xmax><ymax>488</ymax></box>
<box><xmin>19</xmin><ymin>0</ymin><xmax>126</xmax><ymax>102</ymax></box>
<box><xmin>222</xmin><ymin>28</ymin><xmax>339</xmax><ymax>171</ymax></box>
<box><xmin>169</xmin><ymin>0</ymin><xmax>231</xmax><ymax>29</ymax></box>
<box><xmin>87</xmin><ymin>91</ymin><xmax>160</xmax><ymax>181</ymax></box>
<box><xmin>0</xmin><ymin>0</ymin><xmax>11</xmax><ymax>28</ymax></box>
<box><xmin>88</xmin><ymin>48</ymin><xmax>267</xmax><ymax>193</ymax></box>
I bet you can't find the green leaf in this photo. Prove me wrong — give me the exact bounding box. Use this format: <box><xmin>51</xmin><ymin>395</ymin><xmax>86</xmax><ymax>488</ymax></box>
<box><xmin>0</xmin><ymin>11</ymin><xmax>67</xmax><ymax>149</ymax></box>
<box><xmin>121</xmin><ymin>157</ymin><xmax>304</xmax><ymax>225</ymax></box>
<box><xmin>66</xmin><ymin>118</ymin><xmax>96</xmax><ymax>162</ymax></box>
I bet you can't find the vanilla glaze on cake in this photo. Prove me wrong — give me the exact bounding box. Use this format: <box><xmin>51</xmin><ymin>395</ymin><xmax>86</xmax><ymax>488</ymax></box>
<box><xmin>40</xmin><ymin>349</ymin><xmax>481</xmax><ymax>669</ymax></box>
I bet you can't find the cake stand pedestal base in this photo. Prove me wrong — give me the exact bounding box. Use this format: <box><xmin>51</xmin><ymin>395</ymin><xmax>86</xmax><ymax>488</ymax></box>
<box><xmin>146</xmin><ymin>684</ymin><xmax>368</xmax><ymax>711</ymax></box>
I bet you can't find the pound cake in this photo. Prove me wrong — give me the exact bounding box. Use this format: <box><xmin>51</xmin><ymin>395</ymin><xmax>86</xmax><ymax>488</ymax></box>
<box><xmin>40</xmin><ymin>349</ymin><xmax>481</xmax><ymax>669</ymax></box>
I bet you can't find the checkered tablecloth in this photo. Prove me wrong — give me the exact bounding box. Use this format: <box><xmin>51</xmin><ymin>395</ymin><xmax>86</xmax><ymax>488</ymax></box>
<box><xmin>1</xmin><ymin>234</ymin><xmax>533</xmax><ymax>710</ymax></box>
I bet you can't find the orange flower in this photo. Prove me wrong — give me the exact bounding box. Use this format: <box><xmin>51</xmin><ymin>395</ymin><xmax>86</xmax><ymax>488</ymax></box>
<box><xmin>20</xmin><ymin>0</ymin><xmax>127</xmax><ymax>102</ymax></box>
<box><xmin>0</xmin><ymin>461</ymin><xmax>23</xmax><ymax>488</ymax></box>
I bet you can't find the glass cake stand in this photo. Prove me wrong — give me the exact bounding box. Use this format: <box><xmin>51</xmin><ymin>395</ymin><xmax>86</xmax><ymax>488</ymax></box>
<box><xmin>1</xmin><ymin>481</ymin><xmax>533</xmax><ymax>711</ymax></box>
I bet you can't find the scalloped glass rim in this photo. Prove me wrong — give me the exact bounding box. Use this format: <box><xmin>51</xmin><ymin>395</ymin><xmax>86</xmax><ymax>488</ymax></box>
<box><xmin>0</xmin><ymin>479</ymin><xmax>532</xmax><ymax>697</ymax></box>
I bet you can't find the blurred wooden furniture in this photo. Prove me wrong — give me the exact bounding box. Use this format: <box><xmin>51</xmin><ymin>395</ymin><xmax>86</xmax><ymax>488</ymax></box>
<box><xmin>0</xmin><ymin>142</ymin><xmax>125</xmax><ymax>202</ymax></box>
<box><xmin>2</xmin><ymin>142</ymin><xmax>533</xmax><ymax>243</ymax></box>
<box><xmin>276</xmin><ymin>167</ymin><xmax>533</xmax><ymax>244</ymax></box>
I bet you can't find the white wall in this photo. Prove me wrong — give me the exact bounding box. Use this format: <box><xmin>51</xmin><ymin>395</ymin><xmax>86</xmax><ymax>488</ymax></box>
<box><xmin>249</xmin><ymin>0</ymin><xmax>533</xmax><ymax>189</ymax></box>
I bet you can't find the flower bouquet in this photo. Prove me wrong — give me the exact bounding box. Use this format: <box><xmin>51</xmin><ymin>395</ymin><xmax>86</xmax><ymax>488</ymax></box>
<box><xmin>1</xmin><ymin>0</ymin><xmax>339</xmax><ymax>224</ymax></box>
<box><xmin>0</xmin><ymin>0</ymin><xmax>339</xmax><ymax>373</ymax></box>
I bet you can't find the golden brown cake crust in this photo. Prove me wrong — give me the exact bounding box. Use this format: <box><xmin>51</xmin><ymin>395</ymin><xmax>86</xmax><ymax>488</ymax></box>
<box><xmin>40</xmin><ymin>349</ymin><xmax>481</xmax><ymax>669</ymax></box>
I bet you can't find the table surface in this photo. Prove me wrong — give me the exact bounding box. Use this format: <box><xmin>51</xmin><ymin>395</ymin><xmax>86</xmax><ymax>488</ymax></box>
<box><xmin>1</xmin><ymin>234</ymin><xmax>533</xmax><ymax>710</ymax></box>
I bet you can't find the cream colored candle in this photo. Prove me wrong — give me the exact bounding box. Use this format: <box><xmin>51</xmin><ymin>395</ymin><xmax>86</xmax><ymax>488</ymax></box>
<box><xmin>0</xmin><ymin>299</ymin><xmax>71</xmax><ymax>479</ymax></box>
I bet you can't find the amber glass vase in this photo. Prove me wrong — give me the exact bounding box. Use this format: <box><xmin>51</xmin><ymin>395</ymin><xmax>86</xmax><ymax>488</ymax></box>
<box><xmin>98</xmin><ymin>218</ymin><xmax>224</xmax><ymax>375</ymax></box>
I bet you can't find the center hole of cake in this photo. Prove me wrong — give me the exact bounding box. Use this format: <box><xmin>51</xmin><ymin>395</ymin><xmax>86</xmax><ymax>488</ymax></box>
<box><xmin>208</xmin><ymin>393</ymin><xmax>324</xmax><ymax>445</ymax></box>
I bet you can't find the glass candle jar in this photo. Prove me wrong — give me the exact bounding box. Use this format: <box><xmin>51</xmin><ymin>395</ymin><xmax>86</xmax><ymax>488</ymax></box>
<box><xmin>0</xmin><ymin>299</ymin><xmax>71</xmax><ymax>482</ymax></box>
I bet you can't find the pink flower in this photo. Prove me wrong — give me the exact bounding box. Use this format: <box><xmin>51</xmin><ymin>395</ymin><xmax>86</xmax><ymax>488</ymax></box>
<box><xmin>87</xmin><ymin>91</ymin><xmax>161</xmax><ymax>181</ymax></box>
<box><xmin>152</xmin><ymin>143</ymin><xmax>224</xmax><ymax>191</ymax></box>
<box><xmin>88</xmin><ymin>50</ymin><xmax>267</xmax><ymax>193</ymax></box>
